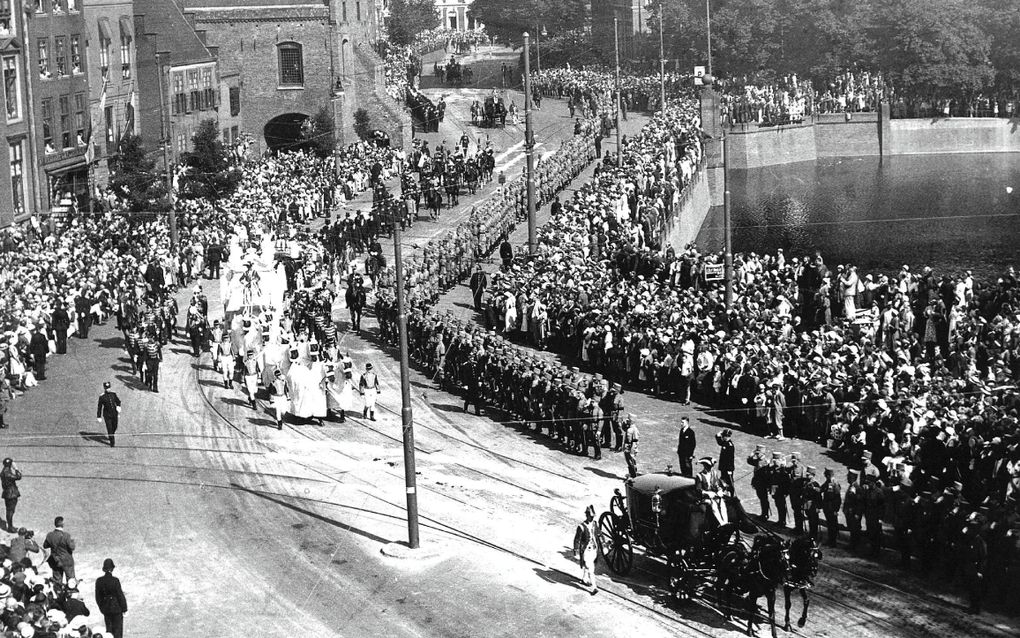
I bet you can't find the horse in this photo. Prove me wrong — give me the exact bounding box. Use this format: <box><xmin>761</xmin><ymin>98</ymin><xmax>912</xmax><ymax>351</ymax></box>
<box><xmin>719</xmin><ymin>534</ymin><xmax>790</xmax><ymax>638</ymax></box>
<box><xmin>782</xmin><ymin>535</ymin><xmax>822</xmax><ymax>631</ymax></box>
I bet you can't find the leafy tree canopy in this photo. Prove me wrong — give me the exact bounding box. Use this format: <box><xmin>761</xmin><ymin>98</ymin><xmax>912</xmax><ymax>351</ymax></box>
<box><xmin>387</xmin><ymin>0</ymin><xmax>441</xmax><ymax>46</ymax></box>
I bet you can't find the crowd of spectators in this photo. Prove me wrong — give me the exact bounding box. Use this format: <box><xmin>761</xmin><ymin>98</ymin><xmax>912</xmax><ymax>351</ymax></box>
<box><xmin>531</xmin><ymin>68</ymin><xmax>690</xmax><ymax>114</ymax></box>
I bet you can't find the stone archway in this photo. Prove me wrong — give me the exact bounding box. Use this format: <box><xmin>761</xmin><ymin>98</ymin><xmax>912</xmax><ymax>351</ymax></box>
<box><xmin>263</xmin><ymin>112</ymin><xmax>310</xmax><ymax>152</ymax></box>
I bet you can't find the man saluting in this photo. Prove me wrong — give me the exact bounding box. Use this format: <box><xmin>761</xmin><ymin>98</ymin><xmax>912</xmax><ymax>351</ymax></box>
<box><xmin>96</xmin><ymin>382</ymin><xmax>122</xmax><ymax>447</ymax></box>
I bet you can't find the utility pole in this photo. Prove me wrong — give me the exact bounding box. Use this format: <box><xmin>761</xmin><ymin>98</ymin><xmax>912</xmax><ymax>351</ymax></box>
<box><xmin>658</xmin><ymin>1</ymin><xmax>666</xmax><ymax>110</ymax></box>
<box><xmin>705</xmin><ymin>0</ymin><xmax>713</xmax><ymax>78</ymax></box>
<box><xmin>614</xmin><ymin>17</ymin><xmax>622</xmax><ymax>162</ymax></box>
<box><xmin>536</xmin><ymin>26</ymin><xmax>541</xmax><ymax>74</ymax></box>
<box><xmin>154</xmin><ymin>49</ymin><xmax>178</xmax><ymax>249</ymax></box>
<box><xmin>722</xmin><ymin>133</ymin><xmax>733</xmax><ymax>308</ymax></box>
<box><xmin>523</xmin><ymin>31</ymin><xmax>537</xmax><ymax>255</ymax></box>
<box><xmin>392</xmin><ymin>215</ymin><xmax>420</xmax><ymax>548</ymax></box>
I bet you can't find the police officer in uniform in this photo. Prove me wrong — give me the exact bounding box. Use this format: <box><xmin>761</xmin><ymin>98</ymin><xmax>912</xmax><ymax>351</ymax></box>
<box><xmin>863</xmin><ymin>474</ymin><xmax>886</xmax><ymax>557</ymax></box>
<box><xmin>770</xmin><ymin>452</ymin><xmax>791</xmax><ymax>528</ymax></box>
<box><xmin>843</xmin><ymin>469</ymin><xmax>864</xmax><ymax>550</ymax></box>
<box><xmin>788</xmin><ymin>452</ymin><xmax>807</xmax><ymax>534</ymax></box>
<box><xmin>802</xmin><ymin>466</ymin><xmax>822</xmax><ymax>540</ymax></box>
<box><xmin>747</xmin><ymin>445</ymin><xmax>771</xmax><ymax>520</ymax></box>
<box><xmin>820</xmin><ymin>467</ymin><xmax>842</xmax><ymax>547</ymax></box>
<box><xmin>96</xmin><ymin>382</ymin><xmax>122</xmax><ymax>447</ymax></box>
<box><xmin>622</xmin><ymin>415</ymin><xmax>639</xmax><ymax>478</ymax></box>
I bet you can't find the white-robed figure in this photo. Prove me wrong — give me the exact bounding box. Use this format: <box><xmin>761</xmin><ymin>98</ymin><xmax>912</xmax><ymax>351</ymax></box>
<box><xmin>359</xmin><ymin>362</ymin><xmax>380</xmax><ymax>421</ymax></box>
<box><xmin>287</xmin><ymin>356</ymin><xmax>327</xmax><ymax>425</ymax></box>
<box><xmin>326</xmin><ymin>361</ymin><xmax>358</xmax><ymax>422</ymax></box>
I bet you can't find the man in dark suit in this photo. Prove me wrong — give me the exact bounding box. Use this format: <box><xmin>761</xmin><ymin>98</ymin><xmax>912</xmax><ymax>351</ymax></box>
<box><xmin>95</xmin><ymin>558</ymin><xmax>127</xmax><ymax>638</ymax></box>
<box><xmin>74</xmin><ymin>290</ymin><xmax>93</xmax><ymax>338</ymax></box>
<box><xmin>96</xmin><ymin>382</ymin><xmax>122</xmax><ymax>447</ymax></box>
<box><xmin>676</xmin><ymin>416</ymin><xmax>697</xmax><ymax>478</ymax></box>
<box><xmin>499</xmin><ymin>238</ymin><xmax>513</xmax><ymax>270</ymax></box>
<box><xmin>52</xmin><ymin>303</ymin><xmax>71</xmax><ymax>354</ymax></box>
<box><xmin>345</xmin><ymin>279</ymin><xmax>366</xmax><ymax>333</ymax></box>
<box><xmin>28</xmin><ymin>326</ymin><xmax>48</xmax><ymax>381</ymax></box>
<box><xmin>43</xmin><ymin>516</ymin><xmax>76</xmax><ymax>583</ymax></box>
<box><xmin>206</xmin><ymin>243</ymin><xmax>222</xmax><ymax>279</ymax></box>
<box><xmin>469</xmin><ymin>265</ymin><xmax>489</xmax><ymax>312</ymax></box>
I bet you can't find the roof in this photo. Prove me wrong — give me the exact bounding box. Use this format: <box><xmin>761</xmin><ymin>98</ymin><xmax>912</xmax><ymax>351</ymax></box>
<box><xmin>135</xmin><ymin>0</ymin><xmax>214</xmax><ymax>67</ymax></box>
<box><xmin>628</xmin><ymin>472</ymin><xmax>696</xmax><ymax>498</ymax></box>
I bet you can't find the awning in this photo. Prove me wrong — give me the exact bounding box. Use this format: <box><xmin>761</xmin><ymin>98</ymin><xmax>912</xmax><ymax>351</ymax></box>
<box><xmin>119</xmin><ymin>16</ymin><xmax>133</xmax><ymax>39</ymax></box>
<box><xmin>97</xmin><ymin>17</ymin><xmax>112</xmax><ymax>42</ymax></box>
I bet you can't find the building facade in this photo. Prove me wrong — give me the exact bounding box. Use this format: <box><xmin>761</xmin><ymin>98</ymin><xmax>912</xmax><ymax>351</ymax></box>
<box><xmin>435</xmin><ymin>0</ymin><xmax>480</xmax><ymax>32</ymax></box>
<box><xmin>25</xmin><ymin>0</ymin><xmax>92</xmax><ymax>212</ymax></box>
<box><xmin>0</xmin><ymin>0</ymin><xmax>37</xmax><ymax>225</ymax></box>
<box><xmin>82</xmin><ymin>0</ymin><xmax>138</xmax><ymax>189</ymax></box>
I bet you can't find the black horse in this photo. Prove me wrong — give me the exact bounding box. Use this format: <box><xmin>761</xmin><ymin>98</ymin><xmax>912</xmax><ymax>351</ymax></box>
<box><xmin>719</xmin><ymin>535</ymin><xmax>790</xmax><ymax>638</ymax></box>
<box><xmin>783</xmin><ymin>536</ymin><xmax>823</xmax><ymax>631</ymax></box>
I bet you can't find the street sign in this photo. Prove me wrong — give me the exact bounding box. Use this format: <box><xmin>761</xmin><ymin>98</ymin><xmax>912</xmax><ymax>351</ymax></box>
<box><xmin>693</xmin><ymin>65</ymin><xmax>706</xmax><ymax>85</ymax></box>
<box><xmin>705</xmin><ymin>263</ymin><xmax>724</xmax><ymax>281</ymax></box>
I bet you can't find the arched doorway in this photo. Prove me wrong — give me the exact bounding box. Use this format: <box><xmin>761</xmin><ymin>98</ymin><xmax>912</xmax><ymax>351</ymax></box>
<box><xmin>264</xmin><ymin>112</ymin><xmax>309</xmax><ymax>152</ymax></box>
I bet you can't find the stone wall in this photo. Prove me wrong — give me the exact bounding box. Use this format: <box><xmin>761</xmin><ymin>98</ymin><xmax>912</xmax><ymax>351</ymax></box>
<box><xmin>663</xmin><ymin>166</ymin><xmax>712</xmax><ymax>252</ymax></box>
<box><xmin>887</xmin><ymin>118</ymin><xmax>1020</xmax><ymax>155</ymax></box>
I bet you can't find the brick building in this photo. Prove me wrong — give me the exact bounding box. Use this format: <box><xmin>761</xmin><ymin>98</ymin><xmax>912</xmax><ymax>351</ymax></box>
<box><xmin>82</xmin><ymin>0</ymin><xmax>138</xmax><ymax>189</ymax></box>
<box><xmin>134</xmin><ymin>0</ymin><xmax>223</xmax><ymax>168</ymax></box>
<box><xmin>25</xmin><ymin>0</ymin><xmax>92</xmax><ymax>212</ymax></box>
<box><xmin>184</xmin><ymin>0</ymin><xmax>409</xmax><ymax>154</ymax></box>
<box><xmin>0</xmin><ymin>0</ymin><xmax>37</xmax><ymax>224</ymax></box>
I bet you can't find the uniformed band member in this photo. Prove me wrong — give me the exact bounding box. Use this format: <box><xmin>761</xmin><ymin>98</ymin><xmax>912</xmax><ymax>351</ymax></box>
<box><xmin>96</xmin><ymin>381</ymin><xmax>122</xmax><ymax>447</ymax></box>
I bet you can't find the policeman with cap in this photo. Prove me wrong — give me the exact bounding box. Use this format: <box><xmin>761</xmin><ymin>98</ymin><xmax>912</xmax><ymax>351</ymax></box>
<box><xmin>96</xmin><ymin>382</ymin><xmax>122</xmax><ymax>447</ymax></box>
<box><xmin>747</xmin><ymin>445</ymin><xmax>771</xmax><ymax>520</ymax></box>
<box><xmin>820</xmin><ymin>468</ymin><xmax>842</xmax><ymax>547</ymax></box>
<box><xmin>770</xmin><ymin>452</ymin><xmax>791</xmax><ymax>528</ymax></box>
<box><xmin>863</xmin><ymin>474</ymin><xmax>886</xmax><ymax>557</ymax></box>
<box><xmin>802</xmin><ymin>466</ymin><xmax>822</xmax><ymax>540</ymax></box>
<box><xmin>843</xmin><ymin>469</ymin><xmax>864</xmax><ymax>550</ymax></box>
<box><xmin>788</xmin><ymin>452</ymin><xmax>807</xmax><ymax>534</ymax></box>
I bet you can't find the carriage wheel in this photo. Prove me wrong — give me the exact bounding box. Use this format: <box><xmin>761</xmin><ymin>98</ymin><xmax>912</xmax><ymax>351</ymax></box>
<box><xmin>668</xmin><ymin>551</ymin><xmax>697</xmax><ymax>603</ymax></box>
<box><xmin>597</xmin><ymin>512</ymin><xmax>634</xmax><ymax>575</ymax></box>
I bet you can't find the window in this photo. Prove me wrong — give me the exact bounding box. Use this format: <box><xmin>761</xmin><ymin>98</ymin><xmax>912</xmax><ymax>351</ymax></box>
<box><xmin>341</xmin><ymin>2</ymin><xmax>346</xmax><ymax>21</ymax></box>
<box><xmin>187</xmin><ymin>69</ymin><xmax>199</xmax><ymax>111</ymax></box>
<box><xmin>176</xmin><ymin>129</ymin><xmax>186</xmax><ymax>153</ymax></box>
<box><xmin>356</xmin><ymin>1</ymin><xmax>361</xmax><ymax>20</ymax></box>
<box><xmin>124</xmin><ymin>102</ymin><xmax>133</xmax><ymax>134</ymax></box>
<box><xmin>119</xmin><ymin>32</ymin><xmax>131</xmax><ymax>79</ymax></box>
<box><xmin>53</xmin><ymin>0</ymin><xmax>63</xmax><ymax>14</ymax></box>
<box><xmin>35</xmin><ymin>0</ymin><xmax>45</xmax><ymax>14</ymax></box>
<box><xmin>54</xmin><ymin>36</ymin><xmax>66</xmax><ymax>76</ymax></box>
<box><xmin>70</xmin><ymin>35</ymin><xmax>82</xmax><ymax>74</ymax></box>
<box><xmin>231</xmin><ymin>125</ymin><xmax>238</xmax><ymax>143</ymax></box>
<box><xmin>172</xmin><ymin>71</ymin><xmax>185</xmax><ymax>114</ymax></box>
<box><xmin>278</xmin><ymin>43</ymin><xmax>303</xmax><ymax>86</ymax></box>
<box><xmin>37</xmin><ymin>39</ymin><xmax>50</xmax><ymax>78</ymax></box>
<box><xmin>0</xmin><ymin>0</ymin><xmax>13</xmax><ymax>36</ymax></box>
<box><xmin>74</xmin><ymin>92</ymin><xmax>86</xmax><ymax>146</ymax></box>
<box><xmin>229</xmin><ymin>86</ymin><xmax>240</xmax><ymax>116</ymax></box>
<box><xmin>99</xmin><ymin>39</ymin><xmax>109</xmax><ymax>78</ymax></box>
<box><xmin>67</xmin><ymin>0</ymin><xmax>77</xmax><ymax>11</ymax></box>
<box><xmin>104</xmin><ymin>105</ymin><xmax>114</xmax><ymax>148</ymax></box>
<box><xmin>3</xmin><ymin>55</ymin><xmax>21</xmax><ymax>122</ymax></box>
<box><xmin>41</xmin><ymin>99</ymin><xmax>54</xmax><ymax>151</ymax></box>
<box><xmin>59</xmin><ymin>95</ymin><xmax>70</xmax><ymax>148</ymax></box>
<box><xmin>201</xmin><ymin>68</ymin><xmax>214</xmax><ymax>109</ymax></box>
<box><xmin>222</xmin><ymin>127</ymin><xmax>229</xmax><ymax>144</ymax></box>
<box><xmin>9</xmin><ymin>140</ymin><xmax>25</xmax><ymax>216</ymax></box>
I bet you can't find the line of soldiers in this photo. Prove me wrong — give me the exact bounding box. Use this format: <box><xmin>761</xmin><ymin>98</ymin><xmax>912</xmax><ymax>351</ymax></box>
<box><xmin>747</xmin><ymin>446</ymin><xmax>1020</xmax><ymax>614</ymax></box>
<box><xmin>122</xmin><ymin>296</ymin><xmax>176</xmax><ymax>393</ymax></box>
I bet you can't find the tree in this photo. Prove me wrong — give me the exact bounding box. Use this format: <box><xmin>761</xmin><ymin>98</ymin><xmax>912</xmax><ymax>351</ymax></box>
<box><xmin>107</xmin><ymin>133</ymin><xmax>168</xmax><ymax>212</ymax></box>
<box><xmin>353</xmin><ymin>109</ymin><xmax>372</xmax><ymax>141</ymax></box>
<box><xmin>180</xmin><ymin>119</ymin><xmax>238</xmax><ymax>201</ymax></box>
<box><xmin>469</xmin><ymin>0</ymin><xmax>588</xmax><ymax>46</ymax></box>
<box><xmin>871</xmin><ymin>0</ymin><xmax>994</xmax><ymax>94</ymax></box>
<box><xmin>302</xmin><ymin>107</ymin><xmax>337</xmax><ymax>157</ymax></box>
<box><xmin>387</xmin><ymin>0</ymin><xmax>440</xmax><ymax>46</ymax></box>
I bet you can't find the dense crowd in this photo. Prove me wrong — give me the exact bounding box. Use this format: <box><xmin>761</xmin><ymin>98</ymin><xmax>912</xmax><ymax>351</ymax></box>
<box><xmin>530</xmin><ymin>68</ymin><xmax>690</xmax><ymax>114</ymax></box>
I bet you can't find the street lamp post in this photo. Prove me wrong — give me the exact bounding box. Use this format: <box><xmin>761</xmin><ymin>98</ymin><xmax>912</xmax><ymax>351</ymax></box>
<box><xmin>705</xmin><ymin>0</ymin><xmax>713</xmax><ymax>78</ymax></box>
<box><xmin>392</xmin><ymin>213</ymin><xmax>420</xmax><ymax>549</ymax></box>
<box><xmin>614</xmin><ymin>17</ymin><xmax>622</xmax><ymax>162</ymax></box>
<box><xmin>523</xmin><ymin>32</ymin><xmax>537</xmax><ymax>254</ymax></box>
<box><xmin>656</xmin><ymin>1</ymin><xmax>665</xmax><ymax>110</ymax></box>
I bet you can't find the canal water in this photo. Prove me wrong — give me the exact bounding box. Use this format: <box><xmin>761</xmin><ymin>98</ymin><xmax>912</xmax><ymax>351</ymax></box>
<box><xmin>696</xmin><ymin>153</ymin><xmax>1020</xmax><ymax>279</ymax></box>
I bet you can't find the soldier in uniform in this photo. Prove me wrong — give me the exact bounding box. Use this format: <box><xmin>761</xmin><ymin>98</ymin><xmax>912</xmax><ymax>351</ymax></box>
<box><xmin>788</xmin><ymin>452</ymin><xmax>807</xmax><ymax>535</ymax></box>
<box><xmin>861</xmin><ymin>450</ymin><xmax>880</xmax><ymax>480</ymax></box>
<box><xmin>887</xmin><ymin>471</ymin><xmax>915</xmax><ymax>569</ymax></box>
<box><xmin>622</xmin><ymin>415</ymin><xmax>639</xmax><ymax>478</ymax></box>
<box><xmin>802</xmin><ymin>466</ymin><xmax>822</xmax><ymax>540</ymax></box>
<box><xmin>747</xmin><ymin>445</ymin><xmax>771</xmax><ymax>520</ymax></box>
<box><xmin>599</xmin><ymin>383</ymin><xmax>624</xmax><ymax>451</ymax></box>
<box><xmin>863</xmin><ymin>474</ymin><xmax>886</xmax><ymax>557</ymax></box>
<box><xmin>820</xmin><ymin>468</ymin><xmax>842</xmax><ymax>547</ymax></box>
<box><xmin>770</xmin><ymin>452</ymin><xmax>791</xmax><ymax>528</ymax></box>
<box><xmin>843</xmin><ymin>469</ymin><xmax>864</xmax><ymax>551</ymax></box>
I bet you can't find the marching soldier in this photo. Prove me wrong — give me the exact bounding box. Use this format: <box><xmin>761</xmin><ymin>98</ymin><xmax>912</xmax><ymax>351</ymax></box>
<box><xmin>820</xmin><ymin>468</ymin><xmax>842</xmax><ymax>547</ymax></box>
<box><xmin>747</xmin><ymin>445</ymin><xmax>771</xmax><ymax>520</ymax></box>
<box><xmin>843</xmin><ymin>470</ymin><xmax>864</xmax><ymax>550</ymax></box>
<box><xmin>802</xmin><ymin>466</ymin><xmax>822</xmax><ymax>541</ymax></box>
<box><xmin>144</xmin><ymin>334</ymin><xmax>162</xmax><ymax>393</ymax></box>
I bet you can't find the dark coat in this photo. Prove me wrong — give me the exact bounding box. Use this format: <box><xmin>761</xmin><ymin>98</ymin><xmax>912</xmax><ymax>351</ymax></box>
<box><xmin>677</xmin><ymin>426</ymin><xmax>697</xmax><ymax>458</ymax></box>
<box><xmin>95</xmin><ymin>573</ymin><xmax>127</xmax><ymax>614</ymax></box>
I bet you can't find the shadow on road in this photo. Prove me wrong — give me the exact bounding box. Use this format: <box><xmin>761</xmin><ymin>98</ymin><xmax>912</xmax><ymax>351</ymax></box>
<box><xmin>78</xmin><ymin>430</ymin><xmax>111</xmax><ymax>446</ymax></box>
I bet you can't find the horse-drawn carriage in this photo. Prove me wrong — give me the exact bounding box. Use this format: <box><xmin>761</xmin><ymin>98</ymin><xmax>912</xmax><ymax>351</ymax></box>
<box><xmin>479</xmin><ymin>96</ymin><xmax>507</xmax><ymax>128</ymax></box>
<box><xmin>596</xmin><ymin>472</ymin><xmax>822</xmax><ymax>637</ymax></box>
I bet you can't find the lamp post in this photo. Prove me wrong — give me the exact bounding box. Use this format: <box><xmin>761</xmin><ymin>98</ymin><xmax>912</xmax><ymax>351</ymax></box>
<box><xmin>536</xmin><ymin>25</ymin><xmax>547</xmax><ymax>74</ymax></box>
<box><xmin>614</xmin><ymin>16</ymin><xmax>622</xmax><ymax>162</ymax></box>
<box><xmin>392</xmin><ymin>209</ymin><xmax>420</xmax><ymax>549</ymax></box>
<box><xmin>654</xmin><ymin>0</ymin><xmax>665</xmax><ymax>110</ymax></box>
<box><xmin>523</xmin><ymin>31</ymin><xmax>537</xmax><ymax>254</ymax></box>
<box><xmin>701</xmin><ymin>74</ymin><xmax>732</xmax><ymax>308</ymax></box>
<box><xmin>705</xmin><ymin>0</ymin><xmax>713</xmax><ymax>78</ymax></box>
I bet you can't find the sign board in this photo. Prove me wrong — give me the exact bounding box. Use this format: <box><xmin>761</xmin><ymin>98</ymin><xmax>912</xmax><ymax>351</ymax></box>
<box><xmin>853</xmin><ymin>308</ymin><xmax>877</xmax><ymax>325</ymax></box>
<box><xmin>693</xmin><ymin>65</ymin><xmax>706</xmax><ymax>86</ymax></box>
<box><xmin>705</xmin><ymin>263</ymin><xmax>724</xmax><ymax>281</ymax></box>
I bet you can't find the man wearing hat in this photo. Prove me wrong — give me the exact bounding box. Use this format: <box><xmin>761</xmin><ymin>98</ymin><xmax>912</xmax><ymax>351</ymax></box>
<box><xmin>0</xmin><ymin>458</ymin><xmax>21</xmax><ymax>532</ymax></box>
<box><xmin>747</xmin><ymin>445</ymin><xmax>771</xmax><ymax>520</ymax></box>
<box><xmin>802</xmin><ymin>467</ymin><xmax>822</xmax><ymax>540</ymax></box>
<box><xmin>52</xmin><ymin>302</ymin><xmax>71</xmax><ymax>355</ymax></box>
<box><xmin>599</xmin><ymin>382</ymin><xmax>624</xmax><ymax>452</ymax></box>
<box><xmin>572</xmin><ymin>505</ymin><xmax>599</xmax><ymax>594</ymax></box>
<box><xmin>144</xmin><ymin>334</ymin><xmax>162</xmax><ymax>392</ymax></box>
<box><xmin>769</xmin><ymin>452</ymin><xmax>791</xmax><ymax>528</ymax></box>
<box><xmin>95</xmin><ymin>382</ymin><xmax>122</xmax><ymax>448</ymax></box>
<box><xmin>696</xmin><ymin>457</ymin><xmax>729</xmax><ymax>525</ymax></box>
<box><xmin>95</xmin><ymin>558</ymin><xmax>127</xmax><ymax>638</ymax></box>
<box><xmin>820</xmin><ymin>468</ymin><xmax>842</xmax><ymax>547</ymax></box>
<box><xmin>715</xmin><ymin>429</ymin><xmax>735</xmax><ymax>494</ymax></box>
<box><xmin>27</xmin><ymin>325</ymin><xmax>48</xmax><ymax>381</ymax></box>
<box><xmin>622</xmin><ymin>415</ymin><xmax>639</xmax><ymax>478</ymax></box>
<box><xmin>359</xmin><ymin>363</ymin><xmax>380</xmax><ymax>421</ymax></box>
<box><xmin>862</xmin><ymin>474</ymin><xmax>886</xmax><ymax>557</ymax></box>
